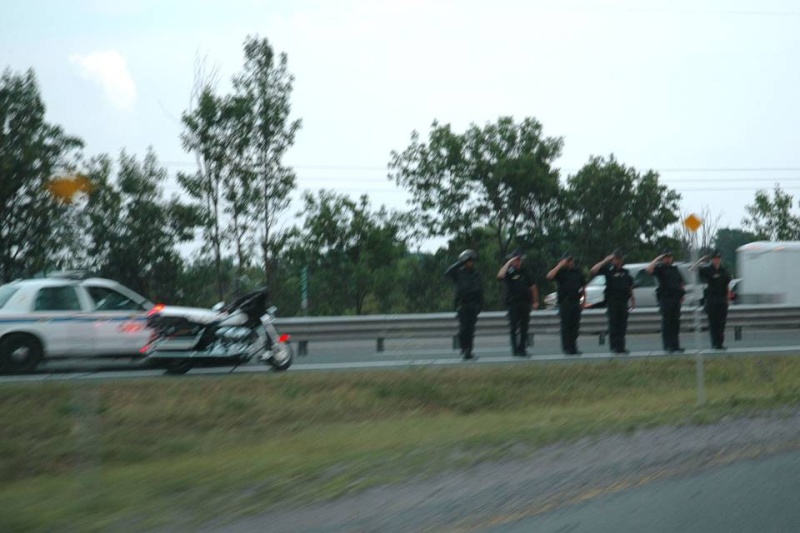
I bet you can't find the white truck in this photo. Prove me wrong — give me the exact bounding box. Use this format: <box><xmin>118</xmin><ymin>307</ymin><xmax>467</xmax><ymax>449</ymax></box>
<box><xmin>735</xmin><ymin>241</ymin><xmax>800</xmax><ymax>304</ymax></box>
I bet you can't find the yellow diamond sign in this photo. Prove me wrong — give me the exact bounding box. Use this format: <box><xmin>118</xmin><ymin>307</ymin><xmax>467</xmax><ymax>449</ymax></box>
<box><xmin>684</xmin><ymin>213</ymin><xmax>702</xmax><ymax>233</ymax></box>
<box><xmin>47</xmin><ymin>174</ymin><xmax>93</xmax><ymax>204</ymax></box>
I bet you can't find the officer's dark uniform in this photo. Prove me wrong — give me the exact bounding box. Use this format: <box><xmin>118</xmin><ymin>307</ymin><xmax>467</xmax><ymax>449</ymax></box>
<box><xmin>598</xmin><ymin>263</ymin><xmax>634</xmax><ymax>353</ymax></box>
<box><xmin>652</xmin><ymin>259</ymin><xmax>686</xmax><ymax>352</ymax></box>
<box><xmin>502</xmin><ymin>262</ymin><xmax>536</xmax><ymax>356</ymax></box>
<box><xmin>554</xmin><ymin>266</ymin><xmax>586</xmax><ymax>355</ymax></box>
<box><xmin>444</xmin><ymin>254</ymin><xmax>483</xmax><ymax>359</ymax></box>
<box><xmin>698</xmin><ymin>256</ymin><xmax>732</xmax><ymax>349</ymax></box>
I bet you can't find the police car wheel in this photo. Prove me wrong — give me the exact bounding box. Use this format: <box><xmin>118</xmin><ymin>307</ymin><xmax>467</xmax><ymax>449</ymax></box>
<box><xmin>0</xmin><ymin>333</ymin><xmax>43</xmax><ymax>374</ymax></box>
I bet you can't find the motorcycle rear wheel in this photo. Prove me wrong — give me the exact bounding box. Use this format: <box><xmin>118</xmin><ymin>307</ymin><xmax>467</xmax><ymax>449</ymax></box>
<box><xmin>164</xmin><ymin>359</ymin><xmax>193</xmax><ymax>375</ymax></box>
<box><xmin>267</xmin><ymin>342</ymin><xmax>294</xmax><ymax>371</ymax></box>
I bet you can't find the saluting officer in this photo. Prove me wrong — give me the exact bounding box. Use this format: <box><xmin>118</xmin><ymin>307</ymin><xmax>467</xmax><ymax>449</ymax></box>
<box><xmin>547</xmin><ymin>252</ymin><xmax>586</xmax><ymax>355</ymax></box>
<box><xmin>647</xmin><ymin>250</ymin><xmax>686</xmax><ymax>353</ymax></box>
<box><xmin>691</xmin><ymin>250</ymin><xmax>732</xmax><ymax>349</ymax></box>
<box><xmin>497</xmin><ymin>248</ymin><xmax>540</xmax><ymax>357</ymax></box>
<box><xmin>444</xmin><ymin>249</ymin><xmax>484</xmax><ymax>360</ymax></box>
<box><xmin>589</xmin><ymin>248</ymin><xmax>636</xmax><ymax>354</ymax></box>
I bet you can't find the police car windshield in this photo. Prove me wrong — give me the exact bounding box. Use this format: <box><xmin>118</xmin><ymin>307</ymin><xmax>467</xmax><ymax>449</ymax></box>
<box><xmin>587</xmin><ymin>276</ymin><xmax>605</xmax><ymax>286</ymax></box>
<box><xmin>0</xmin><ymin>285</ymin><xmax>19</xmax><ymax>308</ymax></box>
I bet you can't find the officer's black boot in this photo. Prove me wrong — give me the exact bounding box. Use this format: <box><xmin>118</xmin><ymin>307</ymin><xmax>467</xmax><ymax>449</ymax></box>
<box><xmin>462</xmin><ymin>339</ymin><xmax>476</xmax><ymax>360</ymax></box>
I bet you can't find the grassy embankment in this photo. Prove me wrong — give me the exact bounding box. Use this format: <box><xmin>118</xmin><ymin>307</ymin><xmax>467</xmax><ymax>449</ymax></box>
<box><xmin>2</xmin><ymin>356</ymin><xmax>800</xmax><ymax>531</ymax></box>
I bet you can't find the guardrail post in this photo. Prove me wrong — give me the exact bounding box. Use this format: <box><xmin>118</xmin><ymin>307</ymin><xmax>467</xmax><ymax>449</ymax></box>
<box><xmin>298</xmin><ymin>340</ymin><xmax>308</xmax><ymax>356</ymax></box>
<box><xmin>735</xmin><ymin>326</ymin><xmax>742</xmax><ymax>341</ymax></box>
<box><xmin>452</xmin><ymin>335</ymin><xmax>460</xmax><ymax>350</ymax></box>
<box><xmin>377</xmin><ymin>338</ymin><xmax>385</xmax><ymax>352</ymax></box>
<box><xmin>598</xmin><ymin>331</ymin><xmax>605</xmax><ymax>345</ymax></box>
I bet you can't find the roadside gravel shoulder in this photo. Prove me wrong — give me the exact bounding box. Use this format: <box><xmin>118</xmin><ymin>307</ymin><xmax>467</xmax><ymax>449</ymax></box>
<box><xmin>198</xmin><ymin>408</ymin><xmax>800</xmax><ymax>533</ymax></box>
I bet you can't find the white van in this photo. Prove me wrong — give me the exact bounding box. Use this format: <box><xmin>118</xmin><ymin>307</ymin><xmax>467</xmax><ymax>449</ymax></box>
<box><xmin>736</xmin><ymin>241</ymin><xmax>800</xmax><ymax>304</ymax></box>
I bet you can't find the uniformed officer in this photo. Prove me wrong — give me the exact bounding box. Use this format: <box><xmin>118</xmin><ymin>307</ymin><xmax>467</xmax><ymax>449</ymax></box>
<box><xmin>691</xmin><ymin>250</ymin><xmax>732</xmax><ymax>349</ymax></box>
<box><xmin>547</xmin><ymin>252</ymin><xmax>586</xmax><ymax>355</ymax></box>
<box><xmin>589</xmin><ymin>248</ymin><xmax>636</xmax><ymax>354</ymax></box>
<box><xmin>646</xmin><ymin>250</ymin><xmax>686</xmax><ymax>353</ymax></box>
<box><xmin>497</xmin><ymin>249</ymin><xmax>540</xmax><ymax>357</ymax></box>
<box><xmin>444</xmin><ymin>249</ymin><xmax>484</xmax><ymax>360</ymax></box>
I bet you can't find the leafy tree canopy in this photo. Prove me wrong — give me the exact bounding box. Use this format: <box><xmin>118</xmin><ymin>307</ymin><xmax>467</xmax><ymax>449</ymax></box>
<box><xmin>564</xmin><ymin>154</ymin><xmax>682</xmax><ymax>264</ymax></box>
<box><xmin>290</xmin><ymin>190</ymin><xmax>411</xmax><ymax>315</ymax></box>
<box><xmin>389</xmin><ymin>116</ymin><xmax>564</xmax><ymax>259</ymax></box>
<box><xmin>0</xmin><ymin>68</ymin><xmax>83</xmax><ymax>280</ymax></box>
<box><xmin>742</xmin><ymin>184</ymin><xmax>800</xmax><ymax>241</ymax></box>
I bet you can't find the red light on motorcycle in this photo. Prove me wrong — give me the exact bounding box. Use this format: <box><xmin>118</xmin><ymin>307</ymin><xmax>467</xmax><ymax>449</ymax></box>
<box><xmin>148</xmin><ymin>304</ymin><xmax>165</xmax><ymax>316</ymax></box>
<box><xmin>278</xmin><ymin>333</ymin><xmax>291</xmax><ymax>343</ymax></box>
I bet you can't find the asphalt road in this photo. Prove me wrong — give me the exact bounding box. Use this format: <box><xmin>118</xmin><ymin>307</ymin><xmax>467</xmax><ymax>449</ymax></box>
<box><xmin>489</xmin><ymin>449</ymin><xmax>800</xmax><ymax>533</ymax></box>
<box><xmin>200</xmin><ymin>409</ymin><xmax>800</xmax><ymax>533</ymax></box>
<box><xmin>2</xmin><ymin>328</ymin><xmax>800</xmax><ymax>384</ymax></box>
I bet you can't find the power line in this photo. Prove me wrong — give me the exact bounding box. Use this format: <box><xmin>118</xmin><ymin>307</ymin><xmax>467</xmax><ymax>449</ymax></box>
<box><xmin>159</xmin><ymin>184</ymin><xmax>800</xmax><ymax>196</ymax></box>
<box><xmin>657</xmin><ymin>168</ymin><xmax>800</xmax><ymax>173</ymax></box>
<box><xmin>161</xmin><ymin>161</ymin><xmax>800</xmax><ymax>173</ymax></box>
<box><xmin>580</xmin><ymin>7</ymin><xmax>800</xmax><ymax>18</ymax></box>
<box><xmin>680</xmin><ymin>187</ymin><xmax>800</xmax><ymax>192</ymax></box>
<box><xmin>159</xmin><ymin>174</ymin><xmax>800</xmax><ymax>187</ymax></box>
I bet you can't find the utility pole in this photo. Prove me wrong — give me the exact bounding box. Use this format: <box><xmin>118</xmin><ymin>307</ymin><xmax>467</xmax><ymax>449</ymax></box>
<box><xmin>684</xmin><ymin>213</ymin><xmax>705</xmax><ymax>406</ymax></box>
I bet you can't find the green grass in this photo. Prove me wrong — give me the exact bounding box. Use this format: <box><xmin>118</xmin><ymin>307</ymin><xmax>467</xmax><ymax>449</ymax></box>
<box><xmin>2</xmin><ymin>356</ymin><xmax>800</xmax><ymax>531</ymax></box>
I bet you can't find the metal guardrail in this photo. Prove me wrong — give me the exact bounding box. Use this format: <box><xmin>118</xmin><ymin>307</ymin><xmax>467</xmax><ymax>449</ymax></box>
<box><xmin>276</xmin><ymin>304</ymin><xmax>800</xmax><ymax>355</ymax></box>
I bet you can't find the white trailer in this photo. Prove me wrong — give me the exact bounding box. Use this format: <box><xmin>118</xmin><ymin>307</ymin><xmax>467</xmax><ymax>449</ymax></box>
<box><xmin>736</xmin><ymin>241</ymin><xmax>800</xmax><ymax>304</ymax></box>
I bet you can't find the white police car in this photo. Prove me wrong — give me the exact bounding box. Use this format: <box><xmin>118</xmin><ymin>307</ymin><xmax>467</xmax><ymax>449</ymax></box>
<box><xmin>0</xmin><ymin>273</ymin><xmax>157</xmax><ymax>373</ymax></box>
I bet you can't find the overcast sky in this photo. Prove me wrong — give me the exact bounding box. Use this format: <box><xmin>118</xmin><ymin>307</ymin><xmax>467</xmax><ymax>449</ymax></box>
<box><xmin>4</xmin><ymin>0</ymin><xmax>800</xmax><ymax>250</ymax></box>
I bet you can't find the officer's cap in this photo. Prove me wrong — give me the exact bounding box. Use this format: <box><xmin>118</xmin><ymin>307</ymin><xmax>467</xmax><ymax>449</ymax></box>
<box><xmin>612</xmin><ymin>248</ymin><xmax>624</xmax><ymax>258</ymax></box>
<box><xmin>507</xmin><ymin>248</ymin><xmax>523</xmax><ymax>260</ymax></box>
<box><xmin>459</xmin><ymin>249</ymin><xmax>477</xmax><ymax>262</ymax></box>
<box><xmin>712</xmin><ymin>249</ymin><xmax>721</xmax><ymax>258</ymax></box>
<box><xmin>661</xmin><ymin>249</ymin><xmax>673</xmax><ymax>257</ymax></box>
<box><xmin>562</xmin><ymin>251</ymin><xmax>573</xmax><ymax>260</ymax></box>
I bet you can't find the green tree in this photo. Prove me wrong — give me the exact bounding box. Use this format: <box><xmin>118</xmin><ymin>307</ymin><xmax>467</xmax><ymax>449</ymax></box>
<box><xmin>178</xmin><ymin>255</ymin><xmax>240</xmax><ymax>307</ymax></box>
<box><xmin>291</xmin><ymin>190</ymin><xmax>410</xmax><ymax>315</ymax></box>
<box><xmin>0</xmin><ymin>68</ymin><xmax>83</xmax><ymax>281</ymax></box>
<box><xmin>389</xmin><ymin>116</ymin><xmax>564</xmax><ymax>260</ymax></box>
<box><xmin>180</xmin><ymin>36</ymin><xmax>300</xmax><ymax>299</ymax></box>
<box><xmin>742</xmin><ymin>184</ymin><xmax>800</xmax><ymax>240</ymax></box>
<box><xmin>233</xmin><ymin>35</ymin><xmax>301</xmax><ymax>288</ymax></box>
<box><xmin>564</xmin><ymin>155</ymin><xmax>682</xmax><ymax>264</ymax></box>
<box><xmin>53</xmin><ymin>154</ymin><xmax>120</xmax><ymax>271</ymax></box>
<box><xmin>394</xmin><ymin>251</ymin><xmax>453</xmax><ymax>313</ymax></box>
<box><xmin>98</xmin><ymin>150</ymin><xmax>197</xmax><ymax>302</ymax></box>
<box><xmin>180</xmin><ymin>87</ymin><xmax>231</xmax><ymax>300</ymax></box>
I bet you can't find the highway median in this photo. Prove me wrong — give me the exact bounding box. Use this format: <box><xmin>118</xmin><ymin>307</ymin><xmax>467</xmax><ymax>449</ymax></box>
<box><xmin>2</xmin><ymin>356</ymin><xmax>800</xmax><ymax>531</ymax></box>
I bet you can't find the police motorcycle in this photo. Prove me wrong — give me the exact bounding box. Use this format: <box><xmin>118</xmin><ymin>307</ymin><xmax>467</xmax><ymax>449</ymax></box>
<box><xmin>144</xmin><ymin>288</ymin><xmax>293</xmax><ymax>375</ymax></box>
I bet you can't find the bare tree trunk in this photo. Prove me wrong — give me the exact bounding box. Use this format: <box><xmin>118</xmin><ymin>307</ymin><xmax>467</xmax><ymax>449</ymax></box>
<box><xmin>263</xmin><ymin>156</ymin><xmax>271</xmax><ymax>288</ymax></box>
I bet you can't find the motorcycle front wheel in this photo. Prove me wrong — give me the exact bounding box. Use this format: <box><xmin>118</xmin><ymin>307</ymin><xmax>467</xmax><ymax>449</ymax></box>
<box><xmin>267</xmin><ymin>342</ymin><xmax>294</xmax><ymax>372</ymax></box>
